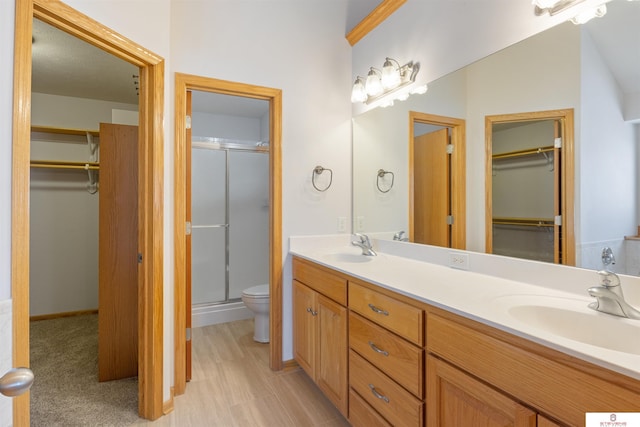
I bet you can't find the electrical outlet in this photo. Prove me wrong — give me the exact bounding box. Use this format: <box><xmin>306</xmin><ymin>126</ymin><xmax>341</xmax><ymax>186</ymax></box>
<box><xmin>337</xmin><ymin>217</ymin><xmax>347</xmax><ymax>232</ymax></box>
<box><xmin>356</xmin><ymin>216</ymin><xmax>365</xmax><ymax>232</ymax></box>
<box><xmin>449</xmin><ymin>252</ymin><xmax>469</xmax><ymax>270</ymax></box>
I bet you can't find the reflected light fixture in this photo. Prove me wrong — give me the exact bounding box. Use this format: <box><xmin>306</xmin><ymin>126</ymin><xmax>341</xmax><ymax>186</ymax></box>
<box><xmin>351</xmin><ymin>57</ymin><xmax>423</xmax><ymax>105</ymax></box>
<box><xmin>533</xmin><ymin>0</ymin><xmax>610</xmax><ymax>24</ymax></box>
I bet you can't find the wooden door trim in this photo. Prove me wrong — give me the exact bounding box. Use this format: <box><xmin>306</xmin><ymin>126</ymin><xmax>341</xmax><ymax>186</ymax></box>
<box><xmin>409</xmin><ymin>111</ymin><xmax>466</xmax><ymax>249</ymax></box>
<box><xmin>173</xmin><ymin>73</ymin><xmax>283</xmax><ymax>395</ymax></box>
<box><xmin>12</xmin><ymin>0</ymin><xmax>165</xmax><ymax>422</ymax></box>
<box><xmin>484</xmin><ymin>109</ymin><xmax>575</xmax><ymax>265</ymax></box>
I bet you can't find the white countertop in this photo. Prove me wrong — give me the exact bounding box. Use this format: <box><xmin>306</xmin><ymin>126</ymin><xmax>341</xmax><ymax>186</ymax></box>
<box><xmin>289</xmin><ymin>236</ymin><xmax>640</xmax><ymax>381</ymax></box>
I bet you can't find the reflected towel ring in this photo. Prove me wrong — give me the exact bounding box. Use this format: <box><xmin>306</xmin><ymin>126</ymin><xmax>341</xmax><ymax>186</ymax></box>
<box><xmin>376</xmin><ymin>169</ymin><xmax>394</xmax><ymax>193</ymax></box>
<box><xmin>312</xmin><ymin>165</ymin><xmax>333</xmax><ymax>192</ymax></box>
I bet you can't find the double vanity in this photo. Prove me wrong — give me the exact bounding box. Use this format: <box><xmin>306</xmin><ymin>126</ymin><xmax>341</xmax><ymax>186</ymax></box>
<box><xmin>290</xmin><ymin>236</ymin><xmax>640</xmax><ymax>426</ymax></box>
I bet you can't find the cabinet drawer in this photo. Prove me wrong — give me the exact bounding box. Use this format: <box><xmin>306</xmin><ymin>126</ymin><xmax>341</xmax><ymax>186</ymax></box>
<box><xmin>350</xmin><ymin>350</ymin><xmax>423</xmax><ymax>427</ymax></box>
<box><xmin>349</xmin><ymin>388</ymin><xmax>392</xmax><ymax>427</ymax></box>
<box><xmin>293</xmin><ymin>257</ymin><xmax>347</xmax><ymax>305</ymax></box>
<box><xmin>349</xmin><ymin>281</ymin><xmax>424</xmax><ymax>345</ymax></box>
<box><xmin>349</xmin><ymin>312</ymin><xmax>424</xmax><ymax>397</ymax></box>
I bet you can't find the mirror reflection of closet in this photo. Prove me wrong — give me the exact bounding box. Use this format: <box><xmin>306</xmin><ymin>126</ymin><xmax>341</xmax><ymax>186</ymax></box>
<box><xmin>486</xmin><ymin>109</ymin><xmax>575</xmax><ymax>265</ymax></box>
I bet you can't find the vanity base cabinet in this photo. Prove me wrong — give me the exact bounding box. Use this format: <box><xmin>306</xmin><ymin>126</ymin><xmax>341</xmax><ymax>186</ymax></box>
<box><xmin>426</xmin><ymin>355</ymin><xmax>536</xmax><ymax>427</ymax></box>
<box><xmin>292</xmin><ymin>258</ymin><xmax>348</xmax><ymax>417</ymax></box>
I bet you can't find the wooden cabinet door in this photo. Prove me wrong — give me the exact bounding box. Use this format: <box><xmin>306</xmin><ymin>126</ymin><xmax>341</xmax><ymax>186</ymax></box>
<box><xmin>427</xmin><ymin>355</ymin><xmax>536</xmax><ymax>427</ymax></box>
<box><xmin>98</xmin><ymin>123</ymin><xmax>138</xmax><ymax>382</ymax></box>
<box><xmin>293</xmin><ymin>280</ymin><xmax>317</xmax><ymax>380</ymax></box>
<box><xmin>317</xmin><ymin>294</ymin><xmax>348</xmax><ymax>416</ymax></box>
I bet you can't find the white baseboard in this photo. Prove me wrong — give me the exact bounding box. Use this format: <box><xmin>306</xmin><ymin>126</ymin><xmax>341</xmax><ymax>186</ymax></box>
<box><xmin>192</xmin><ymin>301</ymin><xmax>253</xmax><ymax>327</ymax></box>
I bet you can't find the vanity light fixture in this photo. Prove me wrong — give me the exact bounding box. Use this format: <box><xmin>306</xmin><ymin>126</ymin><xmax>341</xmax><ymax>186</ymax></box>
<box><xmin>533</xmin><ymin>0</ymin><xmax>610</xmax><ymax>24</ymax></box>
<box><xmin>351</xmin><ymin>57</ymin><xmax>422</xmax><ymax>105</ymax></box>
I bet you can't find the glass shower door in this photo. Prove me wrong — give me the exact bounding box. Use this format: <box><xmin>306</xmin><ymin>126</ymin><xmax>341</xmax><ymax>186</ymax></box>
<box><xmin>191</xmin><ymin>148</ymin><xmax>227</xmax><ymax>304</ymax></box>
<box><xmin>228</xmin><ymin>150</ymin><xmax>269</xmax><ymax>299</ymax></box>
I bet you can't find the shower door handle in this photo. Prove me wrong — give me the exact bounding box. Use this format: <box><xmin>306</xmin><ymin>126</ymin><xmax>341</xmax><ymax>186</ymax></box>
<box><xmin>0</xmin><ymin>367</ymin><xmax>34</xmax><ymax>397</ymax></box>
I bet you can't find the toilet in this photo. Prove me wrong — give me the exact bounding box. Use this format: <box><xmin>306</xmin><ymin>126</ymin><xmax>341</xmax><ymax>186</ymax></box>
<box><xmin>241</xmin><ymin>284</ymin><xmax>270</xmax><ymax>343</ymax></box>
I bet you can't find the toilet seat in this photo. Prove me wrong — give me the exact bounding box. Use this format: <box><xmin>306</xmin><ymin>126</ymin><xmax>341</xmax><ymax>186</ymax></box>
<box><xmin>242</xmin><ymin>284</ymin><xmax>269</xmax><ymax>298</ymax></box>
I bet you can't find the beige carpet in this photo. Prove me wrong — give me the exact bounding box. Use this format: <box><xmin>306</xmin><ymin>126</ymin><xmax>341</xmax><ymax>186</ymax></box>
<box><xmin>30</xmin><ymin>314</ymin><xmax>141</xmax><ymax>426</ymax></box>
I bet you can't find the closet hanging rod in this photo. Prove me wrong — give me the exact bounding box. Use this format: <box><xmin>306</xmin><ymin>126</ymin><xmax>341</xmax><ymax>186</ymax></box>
<box><xmin>492</xmin><ymin>145</ymin><xmax>554</xmax><ymax>160</ymax></box>
<box><xmin>493</xmin><ymin>216</ymin><xmax>554</xmax><ymax>227</ymax></box>
<box><xmin>30</xmin><ymin>160</ymin><xmax>99</xmax><ymax>170</ymax></box>
<box><xmin>192</xmin><ymin>140</ymin><xmax>268</xmax><ymax>152</ymax></box>
<box><xmin>31</xmin><ymin>125</ymin><xmax>100</xmax><ymax>137</ymax></box>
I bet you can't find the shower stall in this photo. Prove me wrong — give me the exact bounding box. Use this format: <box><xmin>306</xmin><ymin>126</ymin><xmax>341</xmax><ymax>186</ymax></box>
<box><xmin>190</xmin><ymin>91</ymin><xmax>270</xmax><ymax>326</ymax></box>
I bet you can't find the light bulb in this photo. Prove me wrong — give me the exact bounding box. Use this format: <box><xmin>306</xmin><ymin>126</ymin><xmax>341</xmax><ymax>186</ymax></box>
<box><xmin>350</xmin><ymin>77</ymin><xmax>367</xmax><ymax>103</ymax></box>
<box><xmin>365</xmin><ymin>68</ymin><xmax>383</xmax><ymax>96</ymax></box>
<box><xmin>381</xmin><ymin>58</ymin><xmax>401</xmax><ymax>89</ymax></box>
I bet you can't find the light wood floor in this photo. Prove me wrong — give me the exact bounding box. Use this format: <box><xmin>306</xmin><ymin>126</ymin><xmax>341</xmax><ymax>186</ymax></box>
<box><xmin>135</xmin><ymin>319</ymin><xmax>350</xmax><ymax>426</ymax></box>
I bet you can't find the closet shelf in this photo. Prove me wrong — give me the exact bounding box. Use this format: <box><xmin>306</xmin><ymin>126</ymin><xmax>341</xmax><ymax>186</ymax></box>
<box><xmin>31</xmin><ymin>125</ymin><xmax>100</xmax><ymax>137</ymax></box>
<box><xmin>30</xmin><ymin>160</ymin><xmax>99</xmax><ymax>170</ymax></box>
<box><xmin>493</xmin><ymin>145</ymin><xmax>554</xmax><ymax>160</ymax></box>
<box><xmin>493</xmin><ymin>216</ymin><xmax>554</xmax><ymax>227</ymax></box>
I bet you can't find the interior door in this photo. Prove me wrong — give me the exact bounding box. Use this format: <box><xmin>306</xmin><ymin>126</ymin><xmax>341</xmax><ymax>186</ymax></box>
<box><xmin>413</xmin><ymin>128</ymin><xmax>450</xmax><ymax>246</ymax></box>
<box><xmin>98</xmin><ymin>123</ymin><xmax>138</xmax><ymax>382</ymax></box>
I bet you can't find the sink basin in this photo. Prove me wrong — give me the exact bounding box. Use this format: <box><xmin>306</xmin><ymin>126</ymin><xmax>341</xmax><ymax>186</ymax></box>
<box><xmin>492</xmin><ymin>295</ymin><xmax>640</xmax><ymax>355</ymax></box>
<box><xmin>321</xmin><ymin>252</ymin><xmax>375</xmax><ymax>263</ymax></box>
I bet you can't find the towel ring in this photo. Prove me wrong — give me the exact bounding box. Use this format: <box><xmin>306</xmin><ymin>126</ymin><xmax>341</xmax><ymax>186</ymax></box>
<box><xmin>376</xmin><ymin>169</ymin><xmax>394</xmax><ymax>193</ymax></box>
<box><xmin>312</xmin><ymin>166</ymin><xmax>333</xmax><ymax>192</ymax></box>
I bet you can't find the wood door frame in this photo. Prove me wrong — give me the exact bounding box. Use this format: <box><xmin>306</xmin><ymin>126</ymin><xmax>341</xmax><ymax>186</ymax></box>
<box><xmin>484</xmin><ymin>109</ymin><xmax>575</xmax><ymax>265</ymax></box>
<box><xmin>409</xmin><ymin>111</ymin><xmax>466</xmax><ymax>249</ymax></box>
<box><xmin>12</xmin><ymin>0</ymin><xmax>165</xmax><ymax>423</ymax></box>
<box><xmin>173</xmin><ymin>73</ymin><xmax>283</xmax><ymax>395</ymax></box>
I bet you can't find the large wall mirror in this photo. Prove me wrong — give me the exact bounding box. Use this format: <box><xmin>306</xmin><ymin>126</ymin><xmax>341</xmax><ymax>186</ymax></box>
<box><xmin>352</xmin><ymin>0</ymin><xmax>640</xmax><ymax>274</ymax></box>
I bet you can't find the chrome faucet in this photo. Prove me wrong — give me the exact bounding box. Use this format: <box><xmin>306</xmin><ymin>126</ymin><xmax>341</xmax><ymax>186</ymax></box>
<box><xmin>351</xmin><ymin>233</ymin><xmax>377</xmax><ymax>256</ymax></box>
<box><xmin>393</xmin><ymin>230</ymin><xmax>408</xmax><ymax>242</ymax></box>
<box><xmin>587</xmin><ymin>270</ymin><xmax>640</xmax><ymax>320</ymax></box>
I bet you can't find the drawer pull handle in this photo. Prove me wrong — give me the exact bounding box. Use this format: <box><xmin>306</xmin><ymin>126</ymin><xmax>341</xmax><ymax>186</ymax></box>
<box><xmin>368</xmin><ymin>384</ymin><xmax>390</xmax><ymax>403</ymax></box>
<box><xmin>368</xmin><ymin>303</ymin><xmax>389</xmax><ymax>316</ymax></box>
<box><xmin>368</xmin><ymin>341</ymin><xmax>389</xmax><ymax>357</ymax></box>
<box><xmin>306</xmin><ymin>307</ymin><xmax>318</xmax><ymax>316</ymax></box>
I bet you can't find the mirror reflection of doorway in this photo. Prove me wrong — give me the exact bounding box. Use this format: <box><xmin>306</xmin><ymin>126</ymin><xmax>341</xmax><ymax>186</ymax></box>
<box><xmin>409</xmin><ymin>112</ymin><xmax>466</xmax><ymax>249</ymax></box>
<box><xmin>485</xmin><ymin>109</ymin><xmax>576</xmax><ymax>265</ymax></box>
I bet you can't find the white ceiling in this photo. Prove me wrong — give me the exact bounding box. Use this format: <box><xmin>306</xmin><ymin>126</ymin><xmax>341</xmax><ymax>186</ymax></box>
<box><xmin>31</xmin><ymin>1</ymin><xmax>639</xmax><ymax>115</ymax></box>
<box><xmin>32</xmin><ymin>19</ymin><xmax>140</xmax><ymax>105</ymax></box>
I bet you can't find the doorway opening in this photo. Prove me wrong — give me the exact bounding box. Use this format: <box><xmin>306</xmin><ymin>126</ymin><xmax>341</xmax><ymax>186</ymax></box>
<box><xmin>12</xmin><ymin>0</ymin><xmax>165</xmax><ymax>422</ymax></box>
<box><xmin>173</xmin><ymin>73</ymin><xmax>282</xmax><ymax>395</ymax></box>
<box><xmin>409</xmin><ymin>111</ymin><xmax>466</xmax><ymax>249</ymax></box>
